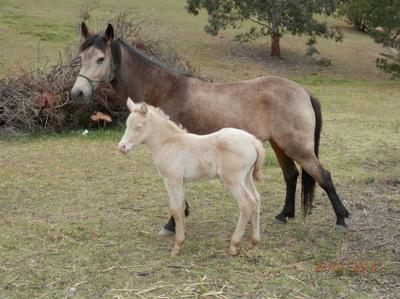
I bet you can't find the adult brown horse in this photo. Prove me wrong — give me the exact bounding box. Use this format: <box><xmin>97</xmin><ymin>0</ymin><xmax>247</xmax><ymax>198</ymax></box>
<box><xmin>71</xmin><ymin>23</ymin><xmax>349</xmax><ymax>234</ymax></box>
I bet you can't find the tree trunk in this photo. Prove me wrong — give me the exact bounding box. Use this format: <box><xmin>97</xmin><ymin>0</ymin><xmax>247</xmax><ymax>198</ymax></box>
<box><xmin>270</xmin><ymin>10</ymin><xmax>281</xmax><ymax>57</ymax></box>
<box><xmin>271</xmin><ymin>32</ymin><xmax>281</xmax><ymax>57</ymax></box>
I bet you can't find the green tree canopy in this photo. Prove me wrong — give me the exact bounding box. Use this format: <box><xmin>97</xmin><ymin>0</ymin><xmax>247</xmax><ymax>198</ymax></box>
<box><xmin>363</xmin><ymin>0</ymin><xmax>400</xmax><ymax>77</ymax></box>
<box><xmin>186</xmin><ymin>0</ymin><xmax>343</xmax><ymax>57</ymax></box>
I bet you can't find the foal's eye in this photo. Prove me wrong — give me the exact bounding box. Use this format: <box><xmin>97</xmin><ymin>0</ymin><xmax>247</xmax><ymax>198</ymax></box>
<box><xmin>97</xmin><ymin>57</ymin><xmax>105</xmax><ymax>64</ymax></box>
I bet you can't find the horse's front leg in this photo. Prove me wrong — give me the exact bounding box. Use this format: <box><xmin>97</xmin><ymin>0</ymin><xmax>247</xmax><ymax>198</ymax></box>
<box><xmin>164</xmin><ymin>178</ymin><xmax>186</xmax><ymax>256</ymax></box>
<box><xmin>159</xmin><ymin>201</ymin><xmax>190</xmax><ymax>236</ymax></box>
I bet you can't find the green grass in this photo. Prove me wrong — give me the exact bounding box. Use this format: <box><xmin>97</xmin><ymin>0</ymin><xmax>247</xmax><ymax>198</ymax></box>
<box><xmin>2</xmin><ymin>12</ymin><xmax>74</xmax><ymax>42</ymax></box>
<box><xmin>1</xmin><ymin>81</ymin><xmax>399</xmax><ymax>298</ymax></box>
<box><xmin>1</xmin><ymin>0</ymin><xmax>399</xmax><ymax>298</ymax></box>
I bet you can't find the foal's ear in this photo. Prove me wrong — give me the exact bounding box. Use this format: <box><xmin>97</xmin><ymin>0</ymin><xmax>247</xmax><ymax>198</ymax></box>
<box><xmin>140</xmin><ymin>103</ymin><xmax>148</xmax><ymax>116</ymax></box>
<box><xmin>127</xmin><ymin>97</ymin><xmax>135</xmax><ymax>112</ymax></box>
<box><xmin>80</xmin><ymin>22</ymin><xmax>90</xmax><ymax>43</ymax></box>
<box><xmin>104</xmin><ymin>23</ymin><xmax>114</xmax><ymax>44</ymax></box>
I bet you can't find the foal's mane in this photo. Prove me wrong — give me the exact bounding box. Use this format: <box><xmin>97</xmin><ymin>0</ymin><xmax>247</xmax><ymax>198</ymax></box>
<box><xmin>149</xmin><ymin>106</ymin><xmax>187</xmax><ymax>133</ymax></box>
<box><xmin>79</xmin><ymin>33</ymin><xmax>197</xmax><ymax>79</ymax></box>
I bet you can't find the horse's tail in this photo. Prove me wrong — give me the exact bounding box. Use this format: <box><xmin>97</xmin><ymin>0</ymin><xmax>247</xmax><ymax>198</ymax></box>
<box><xmin>252</xmin><ymin>138</ymin><xmax>265</xmax><ymax>181</ymax></box>
<box><xmin>301</xmin><ymin>94</ymin><xmax>322</xmax><ymax>216</ymax></box>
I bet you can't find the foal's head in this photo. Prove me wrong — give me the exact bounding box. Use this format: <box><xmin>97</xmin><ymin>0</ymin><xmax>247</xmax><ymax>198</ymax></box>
<box><xmin>118</xmin><ymin>98</ymin><xmax>150</xmax><ymax>154</ymax></box>
<box><xmin>71</xmin><ymin>23</ymin><xmax>116</xmax><ymax>103</ymax></box>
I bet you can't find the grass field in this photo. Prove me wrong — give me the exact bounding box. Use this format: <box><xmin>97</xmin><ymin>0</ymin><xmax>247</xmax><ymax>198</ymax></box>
<box><xmin>1</xmin><ymin>0</ymin><xmax>399</xmax><ymax>298</ymax></box>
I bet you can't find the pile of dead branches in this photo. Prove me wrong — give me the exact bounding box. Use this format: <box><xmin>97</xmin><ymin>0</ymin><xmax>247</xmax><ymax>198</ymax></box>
<box><xmin>0</xmin><ymin>11</ymin><xmax>199</xmax><ymax>135</ymax></box>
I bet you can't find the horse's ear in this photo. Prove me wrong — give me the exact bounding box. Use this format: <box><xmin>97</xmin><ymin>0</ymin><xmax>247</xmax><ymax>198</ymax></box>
<box><xmin>105</xmin><ymin>23</ymin><xmax>114</xmax><ymax>44</ymax></box>
<box><xmin>81</xmin><ymin>22</ymin><xmax>89</xmax><ymax>43</ymax></box>
<box><xmin>140</xmin><ymin>103</ymin><xmax>148</xmax><ymax>116</ymax></box>
<box><xmin>127</xmin><ymin>97</ymin><xmax>135</xmax><ymax>112</ymax></box>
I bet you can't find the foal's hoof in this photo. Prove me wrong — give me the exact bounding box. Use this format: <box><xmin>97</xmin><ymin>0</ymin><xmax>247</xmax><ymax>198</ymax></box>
<box><xmin>170</xmin><ymin>248</ymin><xmax>180</xmax><ymax>256</ymax></box>
<box><xmin>228</xmin><ymin>246</ymin><xmax>238</xmax><ymax>256</ymax></box>
<box><xmin>159</xmin><ymin>228</ymin><xmax>175</xmax><ymax>236</ymax></box>
<box><xmin>250</xmin><ymin>236</ymin><xmax>260</xmax><ymax>247</ymax></box>
<box><xmin>335</xmin><ymin>225</ymin><xmax>348</xmax><ymax>235</ymax></box>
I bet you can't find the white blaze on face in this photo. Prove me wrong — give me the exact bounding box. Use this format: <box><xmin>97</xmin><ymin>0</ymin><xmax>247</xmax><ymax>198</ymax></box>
<box><xmin>71</xmin><ymin>47</ymin><xmax>112</xmax><ymax>101</ymax></box>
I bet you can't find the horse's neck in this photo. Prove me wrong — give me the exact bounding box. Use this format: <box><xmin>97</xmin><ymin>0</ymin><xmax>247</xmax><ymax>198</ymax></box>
<box><xmin>112</xmin><ymin>43</ymin><xmax>186</xmax><ymax>107</ymax></box>
<box><xmin>144</xmin><ymin>113</ymin><xmax>184</xmax><ymax>158</ymax></box>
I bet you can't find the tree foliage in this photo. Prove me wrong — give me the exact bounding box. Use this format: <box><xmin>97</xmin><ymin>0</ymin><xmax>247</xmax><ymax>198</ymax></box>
<box><xmin>340</xmin><ymin>0</ymin><xmax>400</xmax><ymax>77</ymax></box>
<box><xmin>338</xmin><ymin>0</ymin><xmax>368</xmax><ymax>31</ymax></box>
<box><xmin>186</xmin><ymin>0</ymin><xmax>343</xmax><ymax>57</ymax></box>
<box><xmin>363</xmin><ymin>0</ymin><xmax>400</xmax><ymax>78</ymax></box>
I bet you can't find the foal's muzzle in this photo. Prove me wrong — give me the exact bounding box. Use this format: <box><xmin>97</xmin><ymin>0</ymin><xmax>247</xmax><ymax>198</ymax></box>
<box><xmin>118</xmin><ymin>142</ymin><xmax>130</xmax><ymax>154</ymax></box>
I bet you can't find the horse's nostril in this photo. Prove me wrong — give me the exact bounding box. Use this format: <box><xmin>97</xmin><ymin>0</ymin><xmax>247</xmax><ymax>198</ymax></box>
<box><xmin>71</xmin><ymin>89</ymin><xmax>85</xmax><ymax>102</ymax></box>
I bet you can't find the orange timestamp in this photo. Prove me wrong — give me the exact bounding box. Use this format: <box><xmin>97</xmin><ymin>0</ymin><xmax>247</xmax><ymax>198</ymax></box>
<box><xmin>315</xmin><ymin>261</ymin><xmax>380</xmax><ymax>273</ymax></box>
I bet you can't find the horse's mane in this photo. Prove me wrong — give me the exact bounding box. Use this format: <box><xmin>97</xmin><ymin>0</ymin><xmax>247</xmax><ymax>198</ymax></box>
<box><xmin>79</xmin><ymin>33</ymin><xmax>196</xmax><ymax>79</ymax></box>
<box><xmin>149</xmin><ymin>106</ymin><xmax>187</xmax><ymax>133</ymax></box>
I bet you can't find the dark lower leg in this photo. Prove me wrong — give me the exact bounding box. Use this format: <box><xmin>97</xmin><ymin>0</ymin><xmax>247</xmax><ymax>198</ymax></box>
<box><xmin>163</xmin><ymin>200</ymin><xmax>189</xmax><ymax>233</ymax></box>
<box><xmin>297</xmin><ymin>155</ymin><xmax>350</xmax><ymax>227</ymax></box>
<box><xmin>318</xmin><ymin>168</ymin><xmax>349</xmax><ymax>226</ymax></box>
<box><xmin>271</xmin><ymin>142</ymin><xmax>299</xmax><ymax>223</ymax></box>
<box><xmin>276</xmin><ymin>175</ymin><xmax>298</xmax><ymax>222</ymax></box>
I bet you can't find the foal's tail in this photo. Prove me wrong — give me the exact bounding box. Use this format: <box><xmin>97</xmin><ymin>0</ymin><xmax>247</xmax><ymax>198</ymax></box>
<box><xmin>301</xmin><ymin>94</ymin><xmax>322</xmax><ymax>216</ymax></box>
<box><xmin>252</xmin><ymin>138</ymin><xmax>265</xmax><ymax>181</ymax></box>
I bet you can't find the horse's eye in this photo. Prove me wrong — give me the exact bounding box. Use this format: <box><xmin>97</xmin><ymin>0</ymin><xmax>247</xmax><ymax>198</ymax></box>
<box><xmin>75</xmin><ymin>56</ymin><xmax>82</xmax><ymax>66</ymax></box>
<box><xmin>97</xmin><ymin>57</ymin><xmax>105</xmax><ymax>64</ymax></box>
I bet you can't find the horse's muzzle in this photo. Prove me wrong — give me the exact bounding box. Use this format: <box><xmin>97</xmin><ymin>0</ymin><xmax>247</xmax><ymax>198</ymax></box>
<box><xmin>71</xmin><ymin>88</ymin><xmax>89</xmax><ymax>103</ymax></box>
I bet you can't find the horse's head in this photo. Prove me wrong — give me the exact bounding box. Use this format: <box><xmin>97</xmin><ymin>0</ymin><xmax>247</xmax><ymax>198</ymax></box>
<box><xmin>71</xmin><ymin>22</ymin><xmax>116</xmax><ymax>104</ymax></box>
<box><xmin>118</xmin><ymin>98</ymin><xmax>149</xmax><ymax>154</ymax></box>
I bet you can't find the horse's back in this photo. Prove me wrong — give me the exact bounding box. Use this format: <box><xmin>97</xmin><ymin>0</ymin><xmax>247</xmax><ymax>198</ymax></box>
<box><xmin>182</xmin><ymin>75</ymin><xmax>315</xmax><ymax>142</ymax></box>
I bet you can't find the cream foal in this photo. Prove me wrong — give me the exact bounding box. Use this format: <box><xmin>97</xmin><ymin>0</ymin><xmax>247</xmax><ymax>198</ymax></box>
<box><xmin>118</xmin><ymin>98</ymin><xmax>265</xmax><ymax>256</ymax></box>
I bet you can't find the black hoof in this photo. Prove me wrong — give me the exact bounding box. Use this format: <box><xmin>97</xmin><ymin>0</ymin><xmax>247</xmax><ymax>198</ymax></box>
<box><xmin>274</xmin><ymin>213</ymin><xmax>287</xmax><ymax>224</ymax></box>
<box><xmin>163</xmin><ymin>217</ymin><xmax>176</xmax><ymax>233</ymax></box>
<box><xmin>335</xmin><ymin>215</ymin><xmax>348</xmax><ymax>234</ymax></box>
<box><xmin>335</xmin><ymin>224</ymin><xmax>348</xmax><ymax>234</ymax></box>
<box><xmin>336</xmin><ymin>214</ymin><xmax>348</xmax><ymax>226</ymax></box>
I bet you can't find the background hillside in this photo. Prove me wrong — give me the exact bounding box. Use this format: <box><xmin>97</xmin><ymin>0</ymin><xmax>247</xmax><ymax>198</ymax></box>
<box><xmin>0</xmin><ymin>0</ymin><xmax>394</xmax><ymax>80</ymax></box>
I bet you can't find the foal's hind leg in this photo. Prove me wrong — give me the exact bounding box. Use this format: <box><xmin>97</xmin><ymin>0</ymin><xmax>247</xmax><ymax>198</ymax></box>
<box><xmin>223</xmin><ymin>179</ymin><xmax>256</xmax><ymax>255</ymax></box>
<box><xmin>245</xmin><ymin>173</ymin><xmax>260</xmax><ymax>246</ymax></box>
<box><xmin>270</xmin><ymin>141</ymin><xmax>299</xmax><ymax>223</ymax></box>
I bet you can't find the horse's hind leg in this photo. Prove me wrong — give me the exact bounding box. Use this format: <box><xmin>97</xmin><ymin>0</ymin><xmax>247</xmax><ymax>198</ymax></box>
<box><xmin>296</xmin><ymin>154</ymin><xmax>349</xmax><ymax>227</ymax></box>
<box><xmin>245</xmin><ymin>173</ymin><xmax>260</xmax><ymax>246</ymax></box>
<box><xmin>270</xmin><ymin>141</ymin><xmax>299</xmax><ymax>223</ymax></box>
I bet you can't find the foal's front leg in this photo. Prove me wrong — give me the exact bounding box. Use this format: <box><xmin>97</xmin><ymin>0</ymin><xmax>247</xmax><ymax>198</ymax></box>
<box><xmin>164</xmin><ymin>178</ymin><xmax>186</xmax><ymax>256</ymax></box>
<box><xmin>159</xmin><ymin>201</ymin><xmax>190</xmax><ymax>236</ymax></box>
